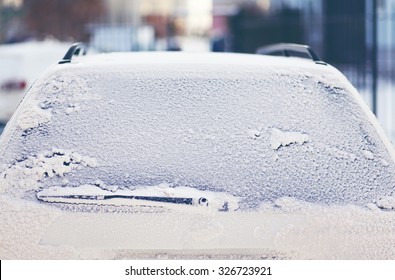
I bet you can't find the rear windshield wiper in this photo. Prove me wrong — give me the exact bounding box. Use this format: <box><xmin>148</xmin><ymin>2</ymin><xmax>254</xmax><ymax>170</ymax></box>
<box><xmin>36</xmin><ymin>185</ymin><xmax>238</xmax><ymax>212</ymax></box>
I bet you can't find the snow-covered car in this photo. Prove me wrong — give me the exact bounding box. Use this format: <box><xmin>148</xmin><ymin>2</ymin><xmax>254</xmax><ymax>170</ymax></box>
<box><xmin>0</xmin><ymin>40</ymin><xmax>70</xmax><ymax>127</ymax></box>
<box><xmin>1</xmin><ymin>47</ymin><xmax>395</xmax><ymax>259</ymax></box>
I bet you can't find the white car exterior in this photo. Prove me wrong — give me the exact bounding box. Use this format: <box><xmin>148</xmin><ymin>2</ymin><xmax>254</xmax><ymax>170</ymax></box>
<box><xmin>0</xmin><ymin>52</ymin><xmax>394</xmax><ymax>259</ymax></box>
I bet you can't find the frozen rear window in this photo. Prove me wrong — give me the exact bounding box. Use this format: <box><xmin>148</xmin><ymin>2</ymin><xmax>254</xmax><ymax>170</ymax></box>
<box><xmin>1</xmin><ymin>64</ymin><xmax>395</xmax><ymax>209</ymax></box>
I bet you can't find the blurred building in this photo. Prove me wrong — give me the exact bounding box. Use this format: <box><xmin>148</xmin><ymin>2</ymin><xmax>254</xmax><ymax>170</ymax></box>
<box><xmin>213</xmin><ymin>0</ymin><xmax>366</xmax><ymax>62</ymax></box>
<box><xmin>98</xmin><ymin>0</ymin><xmax>212</xmax><ymax>51</ymax></box>
<box><xmin>375</xmin><ymin>0</ymin><xmax>395</xmax><ymax>74</ymax></box>
<box><xmin>0</xmin><ymin>0</ymin><xmax>25</xmax><ymax>43</ymax></box>
<box><xmin>0</xmin><ymin>0</ymin><xmax>22</xmax><ymax>7</ymax></box>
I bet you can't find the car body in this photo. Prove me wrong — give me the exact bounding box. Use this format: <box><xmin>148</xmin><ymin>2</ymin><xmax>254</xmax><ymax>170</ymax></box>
<box><xmin>0</xmin><ymin>40</ymin><xmax>70</xmax><ymax>126</ymax></box>
<box><xmin>0</xmin><ymin>51</ymin><xmax>395</xmax><ymax>259</ymax></box>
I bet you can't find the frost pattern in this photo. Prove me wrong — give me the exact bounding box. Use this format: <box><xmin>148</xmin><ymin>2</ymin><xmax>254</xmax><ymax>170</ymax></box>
<box><xmin>16</xmin><ymin>72</ymin><xmax>98</xmax><ymax>130</ymax></box>
<box><xmin>269</xmin><ymin>127</ymin><xmax>310</xmax><ymax>150</ymax></box>
<box><xmin>1</xmin><ymin>59</ymin><xmax>395</xmax><ymax>208</ymax></box>
<box><xmin>324</xmin><ymin>146</ymin><xmax>357</xmax><ymax>161</ymax></box>
<box><xmin>0</xmin><ymin>149</ymin><xmax>97</xmax><ymax>195</ymax></box>
<box><xmin>17</xmin><ymin>100</ymin><xmax>52</xmax><ymax>130</ymax></box>
<box><xmin>376</xmin><ymin>193</ymin><xmax>395</xmax><ymax>210</ymax></box>
<box><xmin>247</xmin><ymin>128</ymin><xmax>261</xmax><ymax>139</ymax></box>
<box><xmin>362</xmin><ymin>150</ymin><xmax>374</xmax><ymax>160</ymax></box>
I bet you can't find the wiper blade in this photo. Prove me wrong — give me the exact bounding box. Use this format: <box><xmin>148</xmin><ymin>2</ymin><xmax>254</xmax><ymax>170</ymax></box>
<box><xmin>38</xmin><ymin>194</ymin><xmax>201</xmax><ymax>206</ymax></box>
<box><xmin>36</xmin><ymin>185</ymin><xmax>239</xmax><ymax>212</ymax></box>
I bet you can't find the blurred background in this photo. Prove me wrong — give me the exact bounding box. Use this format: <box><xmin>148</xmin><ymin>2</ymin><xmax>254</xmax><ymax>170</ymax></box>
<box><xmin>0</xmin><ymin>0</ymin><xmax>394</xmax><ymax>145</ymax></box>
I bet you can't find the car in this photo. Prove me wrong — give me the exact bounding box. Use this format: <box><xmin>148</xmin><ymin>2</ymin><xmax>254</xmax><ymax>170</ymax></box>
<box><xmin>0</xmin><ymin>40</ymin><xmax>71</xmax><ymax>129</ymax></box>
<box><xmin>0</xmin><ymin>44</ymin><xmax>395</xmax><ymax>259</ymax></box>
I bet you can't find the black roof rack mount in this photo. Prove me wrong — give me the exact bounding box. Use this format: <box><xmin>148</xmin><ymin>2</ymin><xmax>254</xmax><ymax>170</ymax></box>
<box><xmin>59</xmin><ymin>42</ymin><xmax>87</xmax><ymax>64</ymax></box>
<box><xmin>256</xmin><ymin>43</ymin><xmax>326</xmax><ymax>64</ymax></box>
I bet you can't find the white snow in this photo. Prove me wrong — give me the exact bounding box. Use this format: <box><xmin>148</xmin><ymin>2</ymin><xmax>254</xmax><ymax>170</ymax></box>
<box><xmin>270</xmin><ymin>127</ymin><xmax>310</xmax><ymax>150</ymax></box>
<box><xmin>1</xmin><ymin>194</ymin><xmax>395</xmax><ymax>259</ymax></box>
<box><xmin>247</xmin><ymin>128</ymin><xmax>261</xmax><ymax>139</ymax></box>
<box><xmin>320</xmin><ymin>145</ymin><xmax>389</xmax><ymax>167</ymax></box>
<box><xmin>64</xmin><ymin>104</ymin><xmax>81</xmax><ymax>115</ymax></box>
<box><xmin>375</xmin><ymin>193</ymin><xmax>395</xmax><ymax>210</ymax></box>
<box><xmin>0</xmin><ymin>149</ymin><xmax>97</xmax><ymax>196</ymax></box>
<box><xmin>381</xmin><ymin>159</ymin><xmax>390</xmax><ymax>167</ymax></box>
<box><xmin>12</xmin><ymin>70</ymin><xmax>99</xmax><ymax>130</ymax></box>
<box><xmin>17</xmin><ymin>100</ymin><xmax>52</xmax><ymax>130</ymax></box>
<box><xmin>324</xmin><ymin>146</ymin><xmax>357</xmax><ymax>161</ymax></box>
<box><xmin>362</xmin><ymin>149</ymin><xmax>374</xmax><ymax>160</ymax></box>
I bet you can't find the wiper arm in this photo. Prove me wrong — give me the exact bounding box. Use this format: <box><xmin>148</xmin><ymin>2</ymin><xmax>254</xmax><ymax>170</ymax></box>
<box><xmin>38</xmin><ymin>193</ymin><xmax>205</xmax><ymax>206</ymax></box>
<box><xmin>36</xmin><ymin>185</ymin><xmax>238</xmax><ymax>212</ymax></box>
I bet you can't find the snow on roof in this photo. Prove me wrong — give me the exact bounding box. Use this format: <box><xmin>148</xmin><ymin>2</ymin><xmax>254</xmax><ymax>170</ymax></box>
<box><xmin>70</xmin><ymin>51</ymin><xmax>325</xmax><ymax>68</ymax></box>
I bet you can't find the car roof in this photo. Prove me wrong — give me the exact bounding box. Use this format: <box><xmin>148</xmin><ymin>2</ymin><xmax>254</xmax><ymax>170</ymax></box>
<box><xmin>56</xmin><ymin>51</ymin><xmax>346</xmax><ymax>89</ymax></box>
<box><xmin>64</xmin><ymin>51</ymin><xmax>332</xmax><ymax>71</ymax></box>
